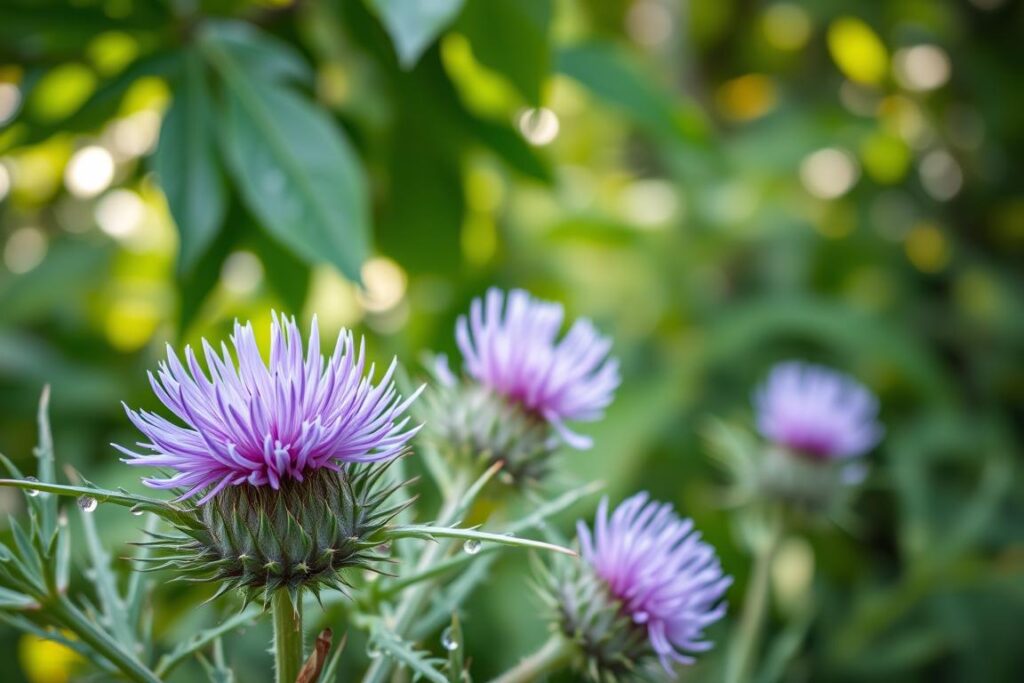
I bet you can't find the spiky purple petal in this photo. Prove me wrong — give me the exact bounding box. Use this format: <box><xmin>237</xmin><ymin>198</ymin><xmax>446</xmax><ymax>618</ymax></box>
<box><xmin>118</xmin><ymin>314</ymin><xmax>422</xmax><ymax>503</ymax></box>
<box><xmin>754</xmin><ymin>361</ymin><xmax>883</xmax><ymax>459</ymax></box>
<box><xmin>578</xmin><ymin>493</ymin><xmax>731</xmax><ymax>674</ymax></box>
<box><xmin>455</xmin><ymin>288</ymin><xmax>620</xmax><ymax>449</ymax></box>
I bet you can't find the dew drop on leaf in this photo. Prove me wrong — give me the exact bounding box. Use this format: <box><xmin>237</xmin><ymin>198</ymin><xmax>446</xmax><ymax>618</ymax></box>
<box><xmin>77</xmin><ymin>495</ymin><xmax>98</xmax><ymax>513</ymax></box>
<box><xmin>25</xmin><ymin>476</ymin><xmax>40</xmax><ymax>497</ymax></box>
<box><xmin>463</xmin><ymin>540</ymin><xmax>482</xmax><ymax>555</ymax></box>
<box><xmin>441</xmin><ymin>626</ymin><xmax>458</xmax><ymax>651</ymax></box>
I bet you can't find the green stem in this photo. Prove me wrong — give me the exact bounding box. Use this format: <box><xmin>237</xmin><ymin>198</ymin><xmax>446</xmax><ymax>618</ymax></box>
<box><xmin>362</xmin><ymin>472</ymin><xmax>470</xmax><ymax>683</ymax></box>
<box><xmin>273</xmin><ymin>590</ymin><xmax>304</xmax><ymax>683</ymax></box>
<box><xmin>489</xmin><ymin>634</ymin><xmax>575</xmax><ymax>683</ymax></box>
<box><xmin>52</xmin><ymin>597</ymin><xmax>161</xmax><ymax>683</ymax></box>
<box><xmin>725</xmin><ymin>525</ymin><xmax>781</xmax><ymax>683</ymax></box>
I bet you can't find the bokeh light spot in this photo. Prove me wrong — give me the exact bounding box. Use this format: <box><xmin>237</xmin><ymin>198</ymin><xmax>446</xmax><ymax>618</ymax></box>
<box><xmin>517</xmin><ymin>107</ymin><xmax>560</xmax><ymax>146</ymax></box>
<box><xmin>65</xmin><ymin>146</ymin><xmax>115</xmax><ymax>198</ymax></box>
<box><xmin>800</xmin><ymin>148</ymin><xmax>860</xmax><ymax>199</ymax></box>
<box><xmin>894</xmin><ymin>45</ymin><xmax>951</xmax><ymax>92</ymax></box>
<box><xmin>95</xmin><ymin>189</ymin><xmax>146</xmax><ymax>239</ymax></box>
<box><xmin>762</xmin><ymin>3</ymin><xmax>812</xmax><ymax>51</ymax></box>
<box><xmin>715</xmin><ymin>74</ymin><xmax>777</xmax><ymax>122</ymax></box>
<box><xmin>220</xmin><ymin>251</ymin><xmax>264</xmax><ymax>296</ymax></box>
<box><xmin>919</xmin><ymin>149</ymin><xmax>962</xmax><ymax>201</ymax></box>
<box><xmin>358</xmin><ymin>257</ymin><xmax>407</xmax><ymax>313</ymax></box>
<box><xmin>4</xmin><ymin>227</ymin><xmax>47</xmax><ymax>274</ymax></box>
<box><xmin>626</xmin><ymin>0</ymin><xmax>675</xmax><ymax>48</ymax></box>
<box><xmin>827</xmin><ymin>17</ymin><xmax>888</xmax><ymax>85</ymax></box>
<box><xmin>905</xmin><ymin>223</ymin><xmax>949</xmax><ymax>273</ymax></box>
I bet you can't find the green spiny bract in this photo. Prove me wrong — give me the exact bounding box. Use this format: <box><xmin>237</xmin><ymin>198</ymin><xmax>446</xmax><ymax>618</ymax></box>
<box><xmin>419</xmin><ymin>379</ymin><xmax>558</xmax><ymax>485</ymax></box>
<box><xmin>139</xmin><ymin>463</ymin><xmax>408</xmax><ymax>606</ymax></box>
<box><xmin>534</xmin><ymin>554</ymin><xmax>651</xmax><ymax>683</ymax></box>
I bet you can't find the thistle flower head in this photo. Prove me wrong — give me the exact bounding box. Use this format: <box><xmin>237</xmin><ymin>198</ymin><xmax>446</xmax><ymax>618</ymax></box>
<box><xmin>754</xmin><ymin>361</ymin><xmax>882</xmax><ymax>460</ymax></box>
<box><xmin>455</xmin><ymin>288</ymin><xmax>620</xmax><ymax>449</ymax></box>
<box><xmin>118</xmin><ymin>314</ymin><xmax>421</xmax><ymax>503</ymax></box>
<box><xmin>542</xmin><ymin>494</ymin><xmax>730</xmax><ymax>679</ymax></box>
<box><xmin>577</xmin><ymin>494</ymin><xmax>731</xmax><ymax>675</ymax></box>
<box><xmin>118</xmin><ymin>315</ymin><xmax>420</xmax><ymax>601</ymax></box>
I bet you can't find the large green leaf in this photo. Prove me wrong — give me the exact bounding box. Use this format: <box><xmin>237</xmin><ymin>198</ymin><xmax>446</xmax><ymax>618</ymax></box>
<box><xmin>459</xmin><ymin>0</ymin><xmax>552</xmax><ymax>104</ymax></box>
<box><xmin>152</xmin><ymin>50</ymin><xmax>227</xmax><ymax>275</ymax></box>
<box><xmin>367</xmin><ymin>0</ymin><xmax>465</xmax><ymax>68</ymax></box>
<box><xmin>201</xmin><ymin>20</ymin><xmax>313</xmax><ymax>86</ymax></box>
<box><xmin>201</xmin><ymin>35</ymin><xmax>370</xmax><ymax>283</ymax></box>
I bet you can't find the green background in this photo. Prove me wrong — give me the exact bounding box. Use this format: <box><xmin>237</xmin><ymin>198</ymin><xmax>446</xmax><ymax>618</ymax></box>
<box><xmin>1</xmin><ymin>0</ymin><xmax>1022</xmax><ymax>681</ymax></box>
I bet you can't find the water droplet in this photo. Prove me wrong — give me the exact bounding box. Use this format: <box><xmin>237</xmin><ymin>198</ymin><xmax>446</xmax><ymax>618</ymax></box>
<box><xmin>24</xmin><ymin>476</ymin><xmax>40</xmax><ymax>497</ymax></box>
<box><xmin>366</xmin><ymin>643</ymin><xmax>382</xmax><ymax>659</ymax></box>
<box><xmin>440</xmin><ymin>626</ymin><xmax>459</xmax><ymax>651</ymax></box>
<box><xmin>463</xmin><ymin>540</ymin><xmax>482</xmax><ymax>555</ymax></box>
<box><xmin>130</xmin><ymin>505</ymin><xmax>145</xmax><ymax>517</ymax></box>
<box><xmin>77</xmin><ymin>496</ymin><xmax>98</xmax><ymax>513</ymax></box>
<box><xmin>498</xmin><ymin>472</ymin><xmax>515</xmax><ymax>485</ymax></box>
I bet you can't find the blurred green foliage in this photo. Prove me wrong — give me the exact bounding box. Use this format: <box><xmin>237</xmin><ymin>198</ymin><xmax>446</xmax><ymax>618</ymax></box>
<box><xmin>1</xmin><ymin>0</ymin><xmax>1023</xmax><ymax>681</ymax></box>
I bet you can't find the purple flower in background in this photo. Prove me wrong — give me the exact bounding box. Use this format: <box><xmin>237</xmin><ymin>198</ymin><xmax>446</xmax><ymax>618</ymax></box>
<box><xmin>754</xmin><ymin>361</ymin><xmax>883</xmax><ymax>459</ymax></box>
<box><xmin>117</xmin><ymin>314</ymin><xmax>421</xmax><ymax>504</ymax></box>
<box><xmin>578</xmin><ymin>493</ymin><xmax>731</xmax><ymax>673</ymax></box>
<box><xmin>455</xmin><ymin>288</ymin><xmax>620</xmax><ymax>449</ymax></box>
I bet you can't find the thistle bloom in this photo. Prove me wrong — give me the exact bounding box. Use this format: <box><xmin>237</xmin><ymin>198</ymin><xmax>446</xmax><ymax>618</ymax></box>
<box><xmin>455</xmin><ymin>288</ymin><xmax>620</xmax><ymax>449</ymax></box>
<box><xmin>117</xmin><ymin>314</ymin><xmax>421</xmax><ymax>503</ymax></box>
<box><xmin>754</xmin><ymin>361</ymin><xmax>883</xmax><ymax>460</ymax></box>
<box><xmin>577</xmin><ymin>493</ymin><xmax>731</xmax><ymax>674</ymax></box>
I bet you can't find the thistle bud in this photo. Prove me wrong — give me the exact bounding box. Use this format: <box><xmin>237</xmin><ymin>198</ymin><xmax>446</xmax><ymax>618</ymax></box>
<box><xmin>537</xmin><ymin>494</ymin><xmax>731</xmax><ymax>680</ymax></box>
<box><xmin>117</xmin><ymin>315</ymin><xmax>421</xmax><ymax>601</ymax></box>
<box><xmin>425</xmin><ymin>288</ymin><xmax>620</xmax><ymax>484</ymax></box>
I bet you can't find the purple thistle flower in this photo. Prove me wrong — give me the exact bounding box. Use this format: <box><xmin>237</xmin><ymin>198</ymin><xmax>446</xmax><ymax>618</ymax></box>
<box><xmin>754</xmin><ymin>361</ymin><xmax>883</xmax><ymax>459</ymax></box>
<box><xmin>577</xmin><ymin>493</ymin><xmax>731</xmax><ymax>674</ymax></box>
<box><xmin>117</xmin><ymin>314</ymin><xmax>422</xmax><ymax>504</ymax></box>
<box><xmin>455</xmin><ymin>288</ymin><xmax>620</xmax><ymax>449</ymax></box>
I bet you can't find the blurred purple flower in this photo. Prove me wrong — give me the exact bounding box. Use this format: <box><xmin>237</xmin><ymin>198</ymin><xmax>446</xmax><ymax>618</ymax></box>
<box><xmin>455</xmin><ymin>288</ymin><xmax>620</xmax><ymax>449</ymax></box>
<box><xmin>578</xmin><ymin>493</ymin><xmax>731</xmax><ymax>673</ymax></box>
<box><xmin>117</xmin><ymin>314</ymin><xmax>421</xmax><ymax>504</ymax></box>
<box><xmin>754</xmin><ymin>360</ymin><xmax>883</xmax><ymax>459</ymax></box>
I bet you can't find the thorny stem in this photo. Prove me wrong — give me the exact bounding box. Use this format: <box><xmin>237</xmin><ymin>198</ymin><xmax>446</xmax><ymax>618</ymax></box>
<box><xmin>273</xmin><ymin>590</ymin><xmax>304</xmax><ymax>683</ymax></box>
<box><xmin>362</xmin><ymin>470</ymin><xmax>471</xmax><ymax>683</ymax></box>
<box><xmin>724</xmin><ymin>519</ymin><xmax>783</xmax><ymax>683</ymax></box>
<box><xmin>488</xmin><ymin>634</ymin><xmax>575</xmax><ymax>683</ymax></box>
<box><xmin>51</xmin><ymin>596</ymin><xmax>161</xmax><ymax>683</ymax></box>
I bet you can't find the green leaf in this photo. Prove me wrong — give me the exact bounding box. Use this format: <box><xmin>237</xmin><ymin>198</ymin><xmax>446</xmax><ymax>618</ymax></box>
<box><xmin>556</xmin><ymin>41</ymin><xmax>710</xmax><ymax>145</ymax></box>
<box><xmin>382</xmin><ymin>525</ymin><xmax>577</xmax><ymax>556</ymax></box>
<box><xmin>7</xmin><ymin>51</ymin><xmax>179</xmax><ymax>147</ymax></box>
<box><xmin>0</xmin><ymin>478</ymin><xmax>197</xmax><ymax>530</ymax></box>
<box><xmin>154</xmin><ymin>607</ymin><xmax>260</xmax><ymax>678</ymax></box>
<box><xmin>201</xmin><ymin>37</ymin><xmax>370</xmax><ymax>283</ymax></box>
<box><xmin>469</xmin><ymin>116</ymin><xmax>552</xmax><ymax>183</ymax></box>
<box><xmin>251</xmin><ymin>229</ymin><xmax>311</xmax><ymax>314</ymax></box>
<box><xmin>368</xmin><ymin>0</ymin><xmax>465</xmax><ymax>68</ymax></box>
<box><xmin>444</xmin><ymin>614</ymin><xmax>464</xmax><ymax>682</ymax></box>
<box><xmin>459</xmin><ymin>0</ymin><xmax>552</xmax><ymax>104</ymax></box>
<box><xmin>201</xmin><ymin>20</ymin><xmax>314</xmax><ymax>86</ymax></box>
<box><xmin>153</xmin><ymin>49</ymin><xmax>227</xmax><ymax>275</ymax></box>
<box><xmin>377</xmin><ymin>54</ymin><xmax>465</xmax><ymax>274</ymax></box>
<box><xmin>369</xmin><ymin>624</ymin><xmax>447</xmax><ymax>683</ymax></box>
<box><xmin>79</xmin><ymin>497</ymin><xmax>135</xmax><ymax>649</ymax></box>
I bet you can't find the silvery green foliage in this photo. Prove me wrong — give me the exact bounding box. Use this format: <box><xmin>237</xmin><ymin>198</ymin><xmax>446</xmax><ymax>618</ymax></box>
<box><xmin>418</xmin><ymin>357</ymin><xmax>559</xmax><ymax>485</ymax></box>
<box><xmin>0</xmin><ymin>389</ymin><xmax>588</xmax><ymax>683</ymax></box>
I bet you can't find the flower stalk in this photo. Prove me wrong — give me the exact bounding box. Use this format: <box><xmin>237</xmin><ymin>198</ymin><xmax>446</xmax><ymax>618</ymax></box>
<box><xmin>273</xmin><ymin>590</ymin><xmax>304</xmax><ymax>683</ymax></box>
<box><xmin>725</xmin><ymin>519</ymin><xmax>782</xmax><ymax>683</ymax></box>
<box><xmin>489</xmin><ymin>634</ymin><xmax>575</xmax><ymax>683</ymax></box>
